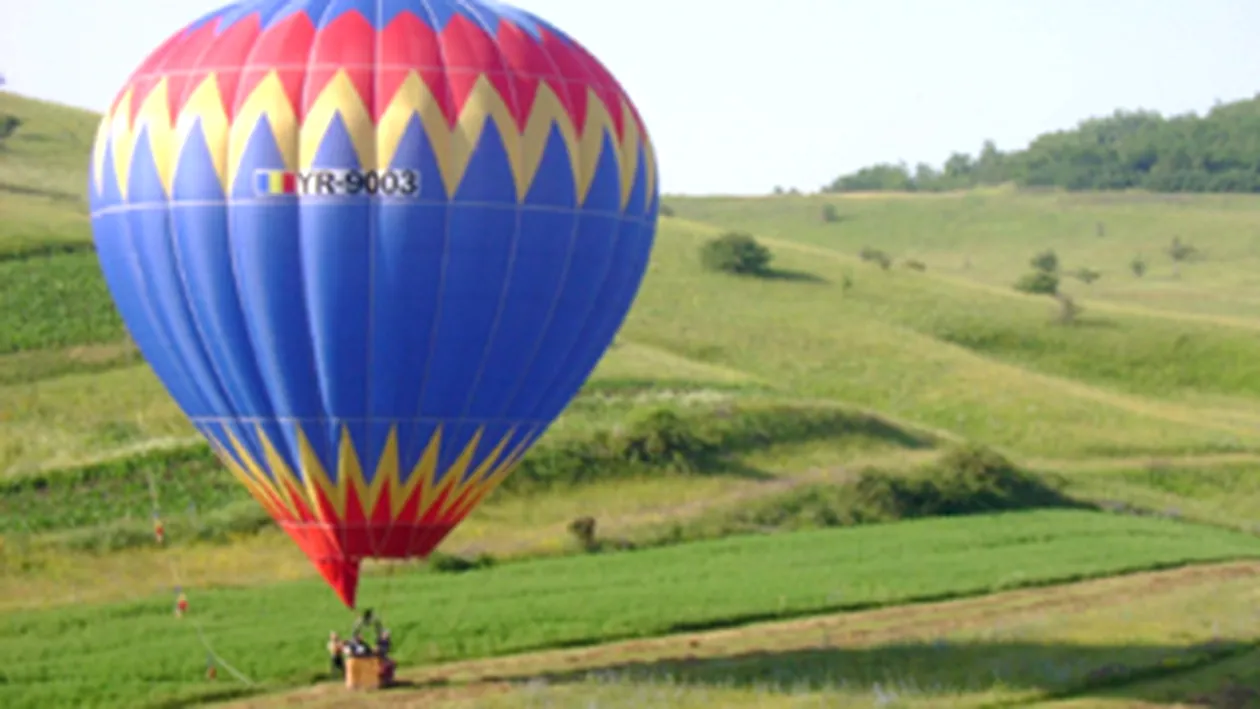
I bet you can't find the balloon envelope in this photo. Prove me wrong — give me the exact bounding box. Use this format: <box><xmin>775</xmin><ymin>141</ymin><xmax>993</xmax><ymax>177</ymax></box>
<box><xmin>88</xmin><ymin>0</ymin><xmax>658</xmax><ymax>607</ymax></box>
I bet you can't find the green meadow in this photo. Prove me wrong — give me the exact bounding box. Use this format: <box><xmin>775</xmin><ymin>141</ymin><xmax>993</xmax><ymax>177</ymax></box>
<box><xmin>2</xmin><ymin>88</ymin><xmax>1260</xmax><ymax>707</ymax></box>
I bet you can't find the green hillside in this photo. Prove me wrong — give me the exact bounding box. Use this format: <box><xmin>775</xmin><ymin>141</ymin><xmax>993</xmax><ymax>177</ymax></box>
<box><xmin>0</xmin><ymin>92</ymin><xmax>96</xmax><ymax>257</ymax></box>
<box><xmin>4</xmin><ymin>90</ymin><xmax>1260</xmax><ymax>708</ymax></box>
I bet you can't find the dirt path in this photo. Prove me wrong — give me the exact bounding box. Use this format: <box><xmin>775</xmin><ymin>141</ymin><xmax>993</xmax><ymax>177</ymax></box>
<box><xmin>226</xmin><ymin>561</ymin><xmax>1260</xmax><ymax>708</ymax></box>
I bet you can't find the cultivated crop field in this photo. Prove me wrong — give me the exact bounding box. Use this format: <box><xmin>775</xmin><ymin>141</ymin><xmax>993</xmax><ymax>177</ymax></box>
<box><xmin>3</xmin><ymin>89</ymin><xmax>1260</xmax><ymax>708</ymax></box>
<box><xmin>3</xmin><ymin>510</ymin><xmax>1258</xmax><ymax>709</ymax></box>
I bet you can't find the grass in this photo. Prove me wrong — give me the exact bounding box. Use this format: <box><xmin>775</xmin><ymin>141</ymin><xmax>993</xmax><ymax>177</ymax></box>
<box><xmin>0</xmin><ymin>397</ymin><xmax>933</xmax><ymax>540</ymax></box>
<box><xmin>357</xmin><ymin>563</ymin><xmax>1260</xmax><ymax>709</ymax></box>
<box><xmin>6</xmin><ymin>91</ymin><xmax>1260</xmax><ymax>709</ymax></box>
<box><xmin>619</xmin><ymin>220</ymin><xmax>1260</xmax><ymax>457</ymax></box>
<box><xmin>0</xmin><ymin>252</ymin><xmax>122</xmax><ymax>353</ymax></box>
<box><xmin>668</xmin><ymin>190</ymin><xmax>1260</xmax><ymax>320</ymax></box>
<box><xmin>1056</xmin><ymin>460</ymin><xmax>1260</xmax><ymax>534</ymax></box>
<box><xmin>2</xmin><ymin>509</ymin><xmax>1258</xmax><ymax>708</ymax></box>
<box><xmin>0</xmin><ymin>342</ymin><xmax>763</xmax><ymax>477</ymax></box>
<box><xmin>0</xmin><ymin>93</ymin><xmax>95</xmax><ymax>256</ymax></box>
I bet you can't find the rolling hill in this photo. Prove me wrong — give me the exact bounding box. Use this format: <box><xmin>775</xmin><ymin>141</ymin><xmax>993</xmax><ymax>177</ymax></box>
<box><xmin>3</xmin><ymin>89</ymin><xmax>1260</xmax><ymax>708</ymax></box>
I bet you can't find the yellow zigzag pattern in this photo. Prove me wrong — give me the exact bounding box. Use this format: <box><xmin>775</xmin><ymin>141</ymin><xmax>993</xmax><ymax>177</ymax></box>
<box><xmin>204</xmin><ymin>423</ymin><xmax>531</xmax><ymax>530</ymax></box>
<box><xmin>92</xmin><ymin>70</ymin><xmax>657</xmax><ymax>208</ymax></box>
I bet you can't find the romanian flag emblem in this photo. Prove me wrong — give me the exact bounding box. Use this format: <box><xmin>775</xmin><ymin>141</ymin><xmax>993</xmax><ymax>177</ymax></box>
<box><xmin>254</xmin><ymin>170</ymin><xmax>297</xmax><ymax>195</ymax></box>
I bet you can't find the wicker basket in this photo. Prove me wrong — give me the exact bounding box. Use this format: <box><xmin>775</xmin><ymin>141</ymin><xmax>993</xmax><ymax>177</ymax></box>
<box><xmin>344</xmin><ymin>656</ymin><xmax>381</xmax><ymax>690</ymax></box>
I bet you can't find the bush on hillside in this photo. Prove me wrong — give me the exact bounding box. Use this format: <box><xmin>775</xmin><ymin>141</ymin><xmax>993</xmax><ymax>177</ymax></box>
<box><xmin>568</xmin><ymin>516</ymin><xmax>598</xmax><ymax>551</ymax></box>
<box><xmin>428</xmin><ymin>552</ymin><xmax>496</xmax><ymax>573</ymax></box>
<box><xmin>903</xmin><ymin>258</ymin><xmax>926</xmax><ymax>271</ymax></box>
<box><xmin>1166</xmin><ymin>236</ymin><xmax>1196</xmax><ymax>262</ymax></box>
<box><xmin>821</xmin><ymin>204</ymin><xmax>840</xmax><ymax>222</ymax></box>
<box><xmin>1070</xmin><ymin>267</ymin><xmax>1100</xmax><ymax>284</ymax></box>
<box><xmin>700</xmin><ymin>231</ymin><xmax>773</xmax><ymax>275</ymax></box>
<box><xmin>858</xmin><ymin>246</ymin><xmax>892</xmax><ymax>270</ymax></box>
<box><xmin>1013</xmin><ymin>270</ymin><xmax>1059</xmax><ymax>295</ymax></box>
<box><xmin>855</xmin><ymin>444</ymin><xmax>1074</xmax><ymax>519</ymax></box>
<box><xmin>1130</xmin><ymin>256</ymin><xmax>1147</xmax><ymax>277</ymax></box>
<box><xmin>665</xmin><ymin>444</ymin><xmax>1079</xmax><ymax>542</ymax></box>
<box><xmin>0</xmin><ymin>114</ymin><xmax>20</xmax><ymax>144</ymax></box>
<box><xmin>658</xmin><ymin>204</ymin><xmax>675</xmax><ymax>217</ymax></box>
<box><xmin>1030</xmin><ymin>249</ymin><xmax>1059</xmax><ymax>273</ymax></box>
<box><xmin>1054</xmin><ymin>293</ymin><xmax>1083</xmax><ymax>325</ymax></box>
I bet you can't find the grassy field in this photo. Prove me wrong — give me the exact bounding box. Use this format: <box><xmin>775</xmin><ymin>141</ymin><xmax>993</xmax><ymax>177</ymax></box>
<box><xmin>5</xmin><ymin>90</ymin><xmax>1260</xmax><ymax>708</ymax></box>
<box><xmin>2</xmin><ymin>510</ymin><xmax>1259</xmax><ymax>709</ymax></box>
<box><xmin>248</xmin><ymin>564</ymin><xmax>1260</xmax><ymax>705</ymax></box>
<box><xmin>253</xmin><ymin>562</ymin><xmax>1260</xmax><ymax>708</ymax></box>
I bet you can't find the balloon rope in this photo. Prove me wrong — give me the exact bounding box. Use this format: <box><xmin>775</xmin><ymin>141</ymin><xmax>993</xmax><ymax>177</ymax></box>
<box><xmin>144</xmin><ymin>468</ymin><xmax>255</xmax><ymax>687</ymax></box>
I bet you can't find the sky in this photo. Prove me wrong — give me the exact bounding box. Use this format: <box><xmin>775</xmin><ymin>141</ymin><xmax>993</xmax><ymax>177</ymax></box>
<box><xmin>3</xmin><ymin>0</ymin><xmax>1260</xmax><ymax>195</ymax></box>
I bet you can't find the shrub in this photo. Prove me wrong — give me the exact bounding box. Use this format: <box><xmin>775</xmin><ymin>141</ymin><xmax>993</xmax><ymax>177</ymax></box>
<box><xmin>664</xmin><ymin>444</ymin><xmax>1079</xmax><ymax>543</ymax></box>
<box><xmin>1014</xmin><ymin>270</ymin><xmax>1059</xmax><ymax>295</ymax></box>
<box><xmin>428</xmin><ymin>552</ymin><xmax>496</xmax><ymax>573</ymax></box>
<box><xmin>700</xmin><ymin>232</ymin><xmax>773</xmax><ymax>275</ymax></box>
<box><xmin>1167</xmin><ymin>236</ymin><xmax>1196</xmax><ymax>262</ymax></box>
<box><xmin>1030</xmin><ymin>249</ymin><xmax>1059</xmax><ymax>273</ymax></box>
<box><xmin>1070</xmin><ymin>267</ymin><xmax>1100</xmax><ymax>284</ymax></box>
<box><xmin>0</xmin><ymin>114</ymin><xmax>21</xmax><ymax>144</ymax></box>
<box><xmin>568</xmin><ymin>516</ymin><xmax>598</xmax><ymax>552</ymax></box>
<box><xmin>858</xmin><ymin>247</ymin><xmax>892</xmax><ymax>270</ymax></box>
<box><xmin>1055</xmin><ymin>293</ymin><xmax>1082</xmax><ymax>325</ymax></box>
<box><xmin>658</xmin><ymin>204</ymin><xmax>675</xmax><ymax>217</ymax></box>
<box><xmin>821</xmin><ymin>204</ymin><xmax>840</xmax><ymax>222</ymax></box>
<box><xmin>902</xmin><ymin>259</ymin><xmax>926</xmax><ymax>272</ymax></box>
<box><xmin>1130</xmin><ymin>256</ymin><xmax>1147</xmax><ymax>277</ymax></box>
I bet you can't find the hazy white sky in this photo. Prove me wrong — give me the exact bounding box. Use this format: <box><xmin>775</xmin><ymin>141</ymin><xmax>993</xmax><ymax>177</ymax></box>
<box><xmin>3</xmin><ymin>0</ymin><xmax>1259</xmax><ymax>194</ymax></box>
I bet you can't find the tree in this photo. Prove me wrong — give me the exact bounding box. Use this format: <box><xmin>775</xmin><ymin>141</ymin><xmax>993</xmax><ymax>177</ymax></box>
<box><xmin>1055</xmin><ymin>294</ymin><xmax>1082</xmax><ymax>325</ymax></box>
<box><xmin>821</xmin><ymin>203</ymin><xmax>840</xmax><ymax>222</ymax></box>
<box><xmin>820</xmin><ymin>95</ymin><xmax>1260</xmax><ymax>195</ymax></box>
<box><xmin>1130</xmin><ymin>256</ymin><xmax>1147</xmax><ymax>277</ymax></box>
<box><xmin>1030</xmin><ymin>250</ymin><xmax>1059</xmax><ymax>273</ymax></box>
<box><xmin>1071</xmin><ymin>267</ymin><xmax>1100</xmax><ymax>284</ymax></box>
<box><xmin>1014</xmin><ymin>271</ymin><xmax>1059</xmax><ymax>295</ymax></box>
<box><xmin>858</xmin><ymin>246</ymin><xmax>892</xmax><ymax>270</ymax></box>
<box><xmin>0</xmin><ymin>114</ymin><xmax>20</xmax><ymax>146</ymax></box>
<box><xmin>1166</xmin><ymin>236</ymin><xmax>1196</xmax><ymax>262</ymax></box>
<box><xmin>700</xmin><ymin>232</ymin><xmax>773</xmax><ymax>275</ymax></box>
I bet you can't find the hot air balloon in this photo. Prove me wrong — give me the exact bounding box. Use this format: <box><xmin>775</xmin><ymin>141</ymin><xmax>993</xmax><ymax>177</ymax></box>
<box><xmin>88</xmin><ymin>0</ymin><xmax>658</xmax><ymax>608</ymax></box>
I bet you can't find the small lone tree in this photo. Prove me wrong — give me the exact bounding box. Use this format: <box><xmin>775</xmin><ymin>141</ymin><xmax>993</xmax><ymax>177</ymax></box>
<box><xmin>1014</xmin><ymin>270</ymin><xmax>1059</xmax><ymax>295</ymax></box>
<box><xmin>700</xmin><ymin>231</ymin><xmax>773</xmax><ymax>275</ymax></box>
<box><xmin>1054</xmin><ymin>293</ymin><xmax>1082</xmax><ymax>325</ymax></box>
<box><xmin>1167</xmin><ymin>236</ymin><xmax>1196</xmax><ymax>262</ymax></box>
<box><xmin>1130</xmin><ymin>256</ymin><xmax>1147</xmax><ymax>277</ymax></box>
<box><xmin>821</xmin><ymin>203</ymin><xmax>840</xmax><ymax>223</ymax></box>
<box><xmin>1071</xmin><ymin>267</ymin><xmax>1100</xmax><ymax>284</ymax></box>
<box><xmin>0</xmin><ymin>115</ymin><xmax>20</xmax><ymax>144</ymax></box>
<box><xmin>858</xmin><ymin>246</ymin><xmax>892</xmax><ymax>270</ymax></box>
<box><xmin>1030</xmin><ymin>249</ymin><xmax>1059</xmax><ymax>273</ymax></box>
<box><xmin>568</xmin><ymin>516</ymin><xmax>599</xmax><ymax>552</ymax></box>
<box><xmin>658</xmin><ymin>204</ymin><xmax>675</xmax><ymax>217</ymax></box>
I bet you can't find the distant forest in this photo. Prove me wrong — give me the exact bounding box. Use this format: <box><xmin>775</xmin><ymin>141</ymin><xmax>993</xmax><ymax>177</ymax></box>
<box><xmin>823</xmin><ymin>95</ymin><xmax>1260</xmax><ymax>193</ymax></box>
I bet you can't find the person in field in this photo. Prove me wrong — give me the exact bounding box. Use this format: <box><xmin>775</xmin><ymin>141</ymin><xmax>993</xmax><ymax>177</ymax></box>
<box><xmin>376</xmin><ymin>628</ymin><xmax>396</xmax><ymax>686</ymax></box>
<box><xmin>327</xmin><ymin>632</ymin><xmax>345</xmax><ymax>676</ymax></box>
